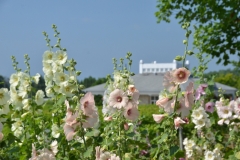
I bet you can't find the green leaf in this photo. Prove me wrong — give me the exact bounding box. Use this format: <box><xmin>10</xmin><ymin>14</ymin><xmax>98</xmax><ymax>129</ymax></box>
<box><xmin>170</xmin><ymin>146</ymin><xmax>179</xmax><ymax>156</ymax></box>
<box><xmin>235</xmin><ymin>151</ymin><xmax>240</xmax><ymax>159</ymax></box>
<box><xmin>83</xmin><ymin>147</ymin><xmax>93</xmax><ymax>158</ymax></box>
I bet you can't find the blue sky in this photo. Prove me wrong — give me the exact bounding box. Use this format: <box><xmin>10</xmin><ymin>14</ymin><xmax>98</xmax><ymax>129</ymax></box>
<box><xmin>0</xmin><ymin>1</ymin><xmax>234</xmax><ymax>80</ymax></box>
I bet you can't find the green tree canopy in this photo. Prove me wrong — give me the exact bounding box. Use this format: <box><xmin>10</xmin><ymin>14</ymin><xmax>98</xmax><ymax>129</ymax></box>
<box><xmin>155</xmin><ymin>0</ymin><xmax>240</xmax><ymax>65</ymax></box>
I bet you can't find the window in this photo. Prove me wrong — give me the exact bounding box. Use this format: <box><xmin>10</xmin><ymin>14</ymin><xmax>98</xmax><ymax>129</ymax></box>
<box><xmin>160</xmin><ymin>68</ymin><xmax>163</xmax><ymax>72</ymax></box>
<box><xmin>152</xmin><ymin>68</ymin><xmax>154</xmax><ymax>72</ymax></box>
<box><xmin>143</xmin><ymin>69</ymin><xmax>146</xmax><ymax>72</ymax></box>
<box><xmin>147</xmin><ymin>68</ymin><xmax>150</xmax><ymax>72</ymax></box>
<box><xmin>151</xmin><ymin>96</ymin><xmax>159</xmax><ymax>104</ymax></box>
<box><xmin>156</xmin><ymin>68</ymin><xmax>159</xmax><ymax>72</ymax></box>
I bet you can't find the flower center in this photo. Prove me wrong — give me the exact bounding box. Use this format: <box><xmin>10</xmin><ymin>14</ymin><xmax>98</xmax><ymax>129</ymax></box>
<box><xmin>0</xmin><ymin>93</ymin><xmax>3</xmax><ymax>99</ymax></box>
<box><xmin>48</xmin><ymin>54</ymin><xmax>52</xmax><ymax>59</ymax></box>
<box><xmin>59</xmin><ymin>55</ymin><xmax>64</xmax><ymax>60</ymax></box>
<box><xmin>223</xmin><ymin>109</ymin><xmax>229</xmax><ymax>114</ymax></box>
<box><xmin>84</xmin><ymin>101</ymin><xmax>89</xmax><ymax>108</ymax></box>
<box><xmin>117</xmin><ymin>96</ymin><xmax>122</xmax><ymax>102</ymax></box>
<box><xmin>178</xmin><ymin>71</ymin><xmax>185</xmax><ymax>79</ymax></box>
<box><xmin>127</xmin><ymin>109</ymin><xmax>132</xmax><ymax>116</ymax></box>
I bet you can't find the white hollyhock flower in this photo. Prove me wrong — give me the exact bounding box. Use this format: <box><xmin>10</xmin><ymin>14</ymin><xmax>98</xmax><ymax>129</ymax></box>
<box><xmin>35</xmin><ymin>90</ymin><xmax>45</xmax><ymax>105</ymax></box>
<box><xmin>51</xmin><ymin>124</ymin><xmax>60</xmax><ymax>138</ymax></box>
<box><xmin>204</xmin><ymin>150</ymin><xmax>215</xmax><ymax>160</ymax></box>
<box><xmin>0</xmin><ymin>103</ymin><xmax>10</xmax><ymax>115</ymax></box>
<box><xmin>193</xmin><ymin>118</ymin><xmax>206</xmax><ymax>130</ymax></box>
<box><xmin>19</xmin><ymin>72</ymin><xmax>31</xmax><ymax>87</ymax></box>
<box><xmin>22</xmin><ymin>99</ymin><xmax>31</xmax><ymax>110</ymax></box>
<box><xmin>217</xmin><ymin>106</ymin><xmax>232</xmax><ymax>119</ymax></box>
<box><xmin>37</xmin><ymin>149</ymin><xmax>56</xmax><ymax>160</ymax></box>
<box><xmin>50</xmin><ymin>140</ymin><xmax>58</xmax><ymax>155</ymax></box>
<box><xmin>11</xmin><ymin>118</ymin><xmax>24</xmax><ymax>137</ymax></box>
<box><xmin>33</xmin><ymin>73</ymin><xmax>40</xmax><ymax>84</ymax></box>
<box><xmin>45</xmin><ymin>85</ymin><xmax>55</xmax><ymax>98</ymax></box>
<box><xmin>11</xmin><ymin>93</ymin><xmax>23</xmax><ymax>110</ymax></box>
<box><xmin>53</xmin><ymin>72</ymin><xmax>69</xmax><ymax>85</ymax></box>
<box><xmin>191</xmin><ymin>107</ymin><xmax>205</xmax><ymax>120</ymax></box>
<box><xmin>0</xmin><ymin>88</ymin><xmax>10</xmax><ymax>105</ymax></box>
<box><xmin>53</xmin><ymin>50</ymin><xmax>67</xmax><ymax>65</ymax></box>
<box><xmin>43</xmin><ymin>62</ymin><xmax>53</xmax><ymax>76</ymax></box>
<box><xmin>9</xmin><ymin>73</ymin><xmax>19</xmax><ymax>87</ymax></box>
<box><xmin>60</xmin><ymin>83</ymin><xmax>75</xmax><ymax>97</ymax></box>
<box><xmin>43</xmin><ymin>50</ymin><xmax>55</xmax><ymax>63</ymax></box>
<box><xmin>18</xmin><ymin>85</ymin><xmax>28</xmax><ymax>98</ymax></box>
<box><xmin>52</xmin><ymin>62</ymin><xmax>63</xmax><ymax>73</ymax></box>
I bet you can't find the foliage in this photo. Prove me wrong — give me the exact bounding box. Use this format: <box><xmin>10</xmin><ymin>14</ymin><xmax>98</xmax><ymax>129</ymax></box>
<box><xmin>155</xmin><ymin>0</ymin><xmax>240</xmax><ymax>66</ymax></box>
<box><xmin>79</xmin><ymin>76</ymin><xmax>107</xmax><ymax>88</ymax></box>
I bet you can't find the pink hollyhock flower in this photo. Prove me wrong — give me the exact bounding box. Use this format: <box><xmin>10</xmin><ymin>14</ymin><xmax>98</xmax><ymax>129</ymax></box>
<box><xmin>205</xmin><ymin>102</ymin><xmax>215</xmax><ymax>113</ymax></box>
<box><xmin>195</xmin><ymin>84</ymin><xmax>208</xmax><ymax>100</ymax></box>
<box><xmin>124</xmin><ymin>102</ymin><xmax>139</xmax><ymax>121</ymax></box>
<box><xmin>80</xmin><ymin>92</ymin><xmax>96</xmax><ymax>116</ymax></box>
<box><xmin>109</xmin><ymin>89</ymin><xmax>129</xmax><ymax>109</ymax></box>
<box><xmin>82</xmin><ymin>112</ymin><xmax>99</xmax><ymax>128</ymax></box>
<box><xmin>156</xmin><ymin>97</ymin><xmax>169</xmax><ymax>107</ymax></box>
<box><xmin>104</xmin><ymin>116</ymin><xmax>113</xmax><ymax>121</ymax></box>
<box><xmin>128</xmin><ymin>85</ymin><xmax>140</xmax><ymax>104</ymax></box>
<box><xmin>124</xmin><ymin>123</ymin><xmax>129</xmax><ymax>130</ymax></box>
<box><xmin>163</xmin><ymin>71</ymin><xmax>177</xmax><ymax>92</ymax></box>
<box><xmin>29</xmin><ymin>144</ymin><xmax>37</xmax><ymax>160</ymax></box>
<box><xmin>177</xmin><ymin>98</ymin><xmax>191</xmax><ymax>118</ymax></box>
<box><xmin>156</xmin><ymin>96</ymin><xmax>175</xmax><ymax>114</ymax></box>
<box><xmin>234</xmin><ymin>98</ymin><xmax>240</xmax><ymax>115</ymax></box>
<box><xmin>185</xmin><ymin>82</ymin><xmax>194</xmax><ymax>108</ymax></box>
<box><xmin>172</xmin><ymin>68</ymin><xmax>190</xmax><ymax>84</ymax></box>
<box><xmin>152</xmin><ymin>114</ymin><xmax>165</xmax><ymax>123</ymax></box>
<box><xmin>174</xmin><ymin>117</ymin><xmax>186</xmax><ymax>129</ymax></box>
<box><xmin>64</xmin><ymin>123</ymin><xmax>77</xmax><ymax>141</ymax></box>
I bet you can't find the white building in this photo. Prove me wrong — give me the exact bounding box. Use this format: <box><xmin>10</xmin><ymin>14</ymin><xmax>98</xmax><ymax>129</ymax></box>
<box><xmin>139</xmin><ymin>59</ymin><xmax>190</xmax><ymax>74</ymax></box>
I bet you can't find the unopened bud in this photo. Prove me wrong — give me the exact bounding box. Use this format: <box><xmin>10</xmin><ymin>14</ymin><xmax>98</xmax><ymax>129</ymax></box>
<box><xmin>76</xmin><ymin>71</ymin><xmax>81</xmax><ymax>76</ymax></box>
<box><xmin>175</xmin><ymin>56</ymin><xmax>183</xmax><ymax>61</ymax></box>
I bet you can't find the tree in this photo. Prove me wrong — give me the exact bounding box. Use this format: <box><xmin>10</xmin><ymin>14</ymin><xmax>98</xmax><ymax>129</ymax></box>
<box><xmin>155</xmin><ymin>0</ymin><xmax>240</xmax><ymax>65</ymax></box>
<box><xmin>0</xmin><ymin>75</ymin><xmax>9</xmax><ymax>89</ymax></box>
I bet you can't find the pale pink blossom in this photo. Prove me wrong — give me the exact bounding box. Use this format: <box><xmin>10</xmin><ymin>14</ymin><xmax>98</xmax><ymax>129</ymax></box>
<box><xmin>156</xmin><ymin>96</ymin><xmax>175</xmax><ymax>114</ymax></box>
<box><xmin>195</xmin><ymin>84</ymin><xmax>208</xmax><ymax>100</ymax></box>
<box><xmin>234</xmin><ymin>98</ymin><xmax>240</xmax><ymax>115</ymax></box>
<box><xmin>177</xmin><ymin>98</ymin><xmax>191</xmax><ymax>118</ymax></box>
<box><xmin>152</xmin><ymin>114</ymin><xmax>165</xmax><ymax>123</ymax></box>
<box><xmin>63</xmin><ymin>124</ymin><xmax>77</xmax><ymax>141</ymax></box>
<box><xmin>174</xmin><ymin>117</ymin><xmax>186</xmax><ymax>129</ymax></box>
<box><xmin>124</xmin><ymin>102</ymin><xmax>139</xmax><ymax>121</ymax></box>
<box><xmin>104</xmin><ymin>116</ymin><xmax>113</xmax><ymax>121</ymax></box>
<box><xmin>109</xmin><ymin>89</ymin><xmax>128</xmax><ymax>109</ymax></box>
<box><xmin>29</xmin><ymin>144</ymin><xmax>37</xmax><ymax>160</ymax></box>
<box><xmin>172</xmin><ymin>68</ymin><xmax>190</xmax><ymax>84</ymax></box>
<box><xmin>82</xmin><ymin>112</ymin><xmax>99</xmax><ymax>128</ymax></box>
<box><xmin>185</xmin><ymin>82</ymin><xmax>194</xmax><ymax>108</ymax></box>
<box><xmin>124</xmin><ymin>123</ymin><xmax>129</xmax><ymax>130</ymax></box>
<box><xmin>80</xmin><ymin>92</ymin><xmax>96</xmax><ymax>116</ymax></box>
<box><xmin>156</xmin><ymin>97</ymin><xmax>169</xmax><ymax>107</ymax></box>
<box><xmin>163</xmin><ymin>71</ymin><xmax>177</xmax><ymax>92</ymax></box>
<box><xmin>205</xmin><ymin>102</ymin><xmax>215</xmax><ymax>113</ymax></box>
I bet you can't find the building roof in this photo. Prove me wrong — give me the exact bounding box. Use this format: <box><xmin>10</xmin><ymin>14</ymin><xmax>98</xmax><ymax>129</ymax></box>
<box><xmin>83</xmin><ymin>73</ymin><xmax>237</xmax><ymax>96</ymax></box>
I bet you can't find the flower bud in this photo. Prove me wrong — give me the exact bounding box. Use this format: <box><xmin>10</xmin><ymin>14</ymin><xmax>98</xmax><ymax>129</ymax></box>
<box><xmin>76</xmin><ymin>71</ymin><xmax>81</xmax><ymax>76</ymax></box>
<box><xmin>183</xmin><ymin>40</ymin><xmax>187</xmax><ymax>44</ymax></box>
<box><xmin>175</xmin><ymin>56</ymin><xmax>183</xmax><ymax>61</ymax></box>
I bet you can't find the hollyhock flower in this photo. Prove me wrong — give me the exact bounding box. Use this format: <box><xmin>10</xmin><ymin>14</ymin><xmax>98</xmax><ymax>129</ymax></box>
<box><xmin>0</xmin><ymin>88</ymin><xmax>10</xmax><ymax>105</ymax></box>
<box><xmin>51</xmin><ymin>124</ymin><xmax>60</xmax><ymax>138</ymax></box>
<box><xmin>124</xmin><ymin>123</ymin><xmax>129</xmax><ymax>130</ymax></box>
<box><xmin>11</xmin><ymin>118</ymin><xmax>24</xmax><ymax>137</ymax></box>
<box><xmin>0</xmin><ymin>103</ymin><xmax>10</xmax><ymax>115</ymax></box>
<box><xmin>191</xmin><ymin>107</ymin><xmax>205</xmax><ymax>120</ymax></box>
<box><xmin>11</xmin><ymin>92</ymin><xmax>23</xmax><ymax>110</ymax></box>
<box><xmin>172</xmin><ymin>67</ymin><xmax>190</xmax><ymax>84</ymax></box>
<box><xmin>18</xmin><ymin>85</ymin><xmax>28</xmax><ymax>98</ymax></box>
<box><xmin>19</xmin><ymin>72</ymin><xmax>31</xmax><ymax>86</ymax></box>
<box><xmin>0</xmin><ymin>122</ymin><xmax>3</xmax><ymax>141</ymax></box>
<box><xmin>205</xmin><ymin>102</ymin><xmax>215</xmax><ymax>113</ymax></box>
<box><xmin>123</xmin><ymin>102</ymin><xmax>139</xmax><ymax>121</ymax></box>
<box><xmin>43</xmin><ymin>50</ymin><xmax>55</xmax><ymax>63</ymax></box>
<box><xmin>52</xmin><ymin>62</ymin><xmax>63</xmax><ymax>73</ymax></box>
<box><xmin>29</xmin><ymin>144</ymin><xmax>37</xmax><ymax>160</ymax></box>
<box><xmin>9</xmin><ymin>73</ymin><xmax>19</xmax><ymax>87</ymax></box>
<box><xmin>82</xmin><ymin>112</ymin><xmax>99</xmax><ymax>128</ymax></box>
<box><xmin>53</xmin><ymin>72</ymin><xmax>69</xmax><ymax>85</ymax></box>
<box><xmin>217</xmin><ymin>106</ymin><xmax>232</xmax><ymax>119</ymax></box>
<box><xmin>234</xmin><ymin>98</ymin><xmax>240</xmax><ymax>115</ymax></box>
<box><xmin>50</xmin><ymin>141</ymin><xmax>58</xmax><ymax>155</ymax></box>
<box><xmin>152</xmin><ymin>114</ymin><xmax>165</xmax><ymax>123</ymax></box>
<box><xmin>156</xmin><ymin>96</ymin><xmax>169</xmax><ymax>107</ymax></box>
<box><xmin>63</xmin><ymin>124</ymin><xmax>76</xmax><ymax>141</ymax></box>
<box><xmin>195</xmin><ymin>84</ymin><xmax>208</xmax><ymax>100</ymax></box>
<box><xmin>163</xmin><ymin>71</ymin><xmax>177</xmax><ymax>92</ymax></box>
<box><xmin>60</xmin><ymin>83</ymin><xmax>75</xmax><ymax>97</ymax></box>
<box><xmin>109</xmin><ymin>89</ymin><xmax>128</xmax><ymax>109</ymax></box>
<box><xmin>37</xmin><ymin>148</ymin><xmax>56</xmax><ymax>160</ymax></box>
<box><xmin>80</xmin><ymin>92</ymin><xmax>96</xmax><ymax>116</ymax></box>
<box><xmin>204</xmin><ymin>150</ymin><xmax>215</xmax><ymax>160</ymax></box>
<box><xmin>128</xmin><ymin>86</ymin><xmax>139</xmax><ymax>104</ymax></box>
<box><xmin>43</xmin><ymin>62</ymin><xmax>53</xmax><ymax>76</ymax></box>
<box><xmin>45</xmin><ymin>85</ymin><xmax>55</xmax><ymax>98</ymax></box>
<box><xmin>193</xmin><ymin>118</ymin><xmax>206</xmax><ymax>130</ymax></box>
<box><xmin>104</xmin><ymin>116</ymin><xmax>113</xmax><ymax>121</ymax></box>
<box><xmin>33</xmin><ymin>73</ymin><xmax>40</xmax><ymax>84</ymax></box>
<box><xmin>53</xmin><ymin>50</ymin><xmax>67</xmax><ymax>65</ymax></box>
<box><xmin>174</xmin><ymin>117</ymin><xmax>186</xmax><ymax>129</ymax></box>
<box><xmin>156</xmin><ymin>96</ymin><xmax>174</xmax><ymax>114</ymax></box>
<box><xmin>35</xmin><ymin>90</ymin><xmax>45</xmax><ymax>105</ymax></box>
<box><xmin>177</xmin><ymin>99</ymin><xmax>191</xmax><ymax>118</ymax></box>
<box><xmin>185</xmin><ymin>82</ymin><xmax>194</xmax><ymax>108</ymax></box>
